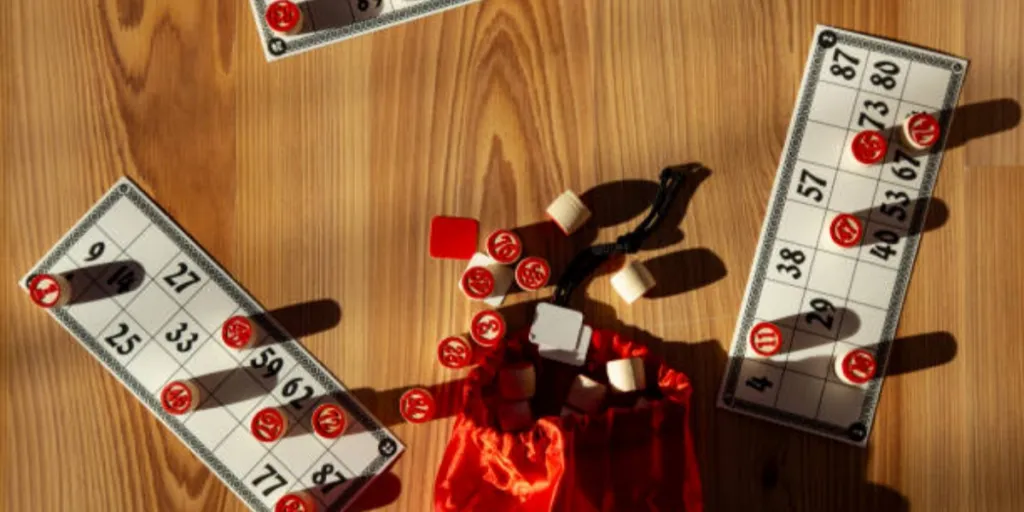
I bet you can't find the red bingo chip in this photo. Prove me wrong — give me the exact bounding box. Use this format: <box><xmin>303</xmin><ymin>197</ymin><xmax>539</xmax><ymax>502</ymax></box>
<box><xmin>251</xmin><ymin>407</ymin><xmax>287</xmax><ymax>443</ymax></box>
<box><xmin>265</xmin><ymin>1</ymin><xmax>301</xmax><ymax>34</ymax></box>
<box><xmin>460</xmin><ymin>267</ymin><xmax>495</xmax><ymax>300</ymax></box>
<box><xmin>841</xmin><ymin>349</ymin><xmax>878</xmax><ymax>384</ymax></box>
<box><xmin>470</xmin><ymin>309</ymin><xmax>506</xmax><ymax>348</ymax></box>
<box><xmin>222</xmin><ymin>316</ymin><xmax>253</xmax><ymax>349</ymax></box>
<box><xmin>28</xmin><ymin>274</ymin><xmax>66</xmax><ymax>308</ymax></box>
<box><xmin>160</xmin><ymin>381</ymin><xmax>196</xmax><ymax>415</ymax></box>
<box><xmin>851</xmin><ymin>130</ymin><xmax>888</xmax><ymax>164</ymax></box>
<box><xmin>749</xmin><ymin>322</ymin><xmax>783</xmax><ymax>357</ymax></box>
<box><xmin>275</xmin><ymin>492</ymin><xmax>317</xmax><ymax>512</ymax></box>
<box><xmin>311</xmin><ymin>403</ymin><xmax>347</xmax><ymax>439</ymax></box>
<box><xmin>830</xmin><ymin>213</ymin><xmax>864</xmax><ymax>248</ymax></box>
<box><xmin>485</xmin><ymin>229</ymin><xmax>523</xmax><ymax>264</ymax></box>
<box><xmin>400</xmin><ymin>387</ymin><xmax>436</xmax><ymax>424</ymax></box>
<box><xmin>515</xmin><ymin>256</ymin><xmax>550</xmax><ymax>291</ymax></box>
<box><xmin>437</xmin><ymin>335</ymin><xmax>474</xmax><ymax>369</ymax></box>
<box><xmin>904</xmin><ymin>112</ymin><xmax>940</xmax><ymax>149</ymax></box>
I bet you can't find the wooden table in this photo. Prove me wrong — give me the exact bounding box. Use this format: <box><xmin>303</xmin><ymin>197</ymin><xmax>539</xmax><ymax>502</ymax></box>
<box><xmin>4</xmin><ymin>1</ymin><xmax>1023</xmax><ymax>510</ymax></box>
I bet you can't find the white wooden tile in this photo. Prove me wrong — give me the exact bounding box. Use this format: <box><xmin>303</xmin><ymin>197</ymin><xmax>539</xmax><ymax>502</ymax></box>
<box><xmin>902</xmin><ymin>64</ymin><xmax>953</xmax><ymax>109</ymax></box>
<box><xmin>123</xmin><ymin>280</ymin><xmax>179</xmax><ymax>337</ymax></box>
<box><xmin>807</xmin><ymin>251</ymin><xmax>857</xmax><ymax>298</ymax></box>
<box><xmin>816</xmin><ymin>381</ymin><xmax>867</xmax><ymax>427</ymax></box>
<box><xmin>861</xmin><ymin>53</ymin><xmax>911</xmax><ymax>99</ymax></box>
<box><xmin>125</xmin><ymin>341</ymin><xmax>179</xmax><ymax>395</ymax></box>
<box><xmin>530</xmin><ymin>303</ymin><xmax>583</xmax><ymax>351</ymax></box>
<box><xmin>155</xmin><ymin>256</ymin><xmax>210</xmax><ymax>305</ymax></box>
<box><xmin>784</xmin><ymin>330</ymin><xmax>835</xmax><ymax>378</ymax></box>
<box><xmin>838</xmin><ymin>303</ymin><xmax>887</xmax><ymax>348</ymax></box>
<box><xmin>827</xmin><ymin>171</ymin><xmax>877</xmax><ymax>217</ymax></box>
<box><xmin>787</xmin><ymin>163</ymin><xmax>836</xmax><ymax>209</ymax></box>
<box><xmin>184</xmin><ymin>281</ymin><xmax>238</xmax><ymax>335</ymax></box>
<box><xmin>215</xmin><ymin>424</ymin><xmax>270</xmax><ymax>477</ymax></box>
<box><xmin>776</xmin><ymin>371</ymin><xmax>826</xmax><ymax>418</ymax></box>
<box><xmin>96</xmin><ymin>199</ymin><xmax>150</xmax><ymax>250</ymax></box>
<box><xmin>766</xmin><ymin>241</ymin><xmax>812</xmax><ymax>289</ymax></box>
<box><xmin>183</xmin><ymin>338</ymin><xmax>240</xmax><ymax>394</ymax></box>
<box><xmin>733</xmin><ymin>359</ymin><xmax>783</xmax><ymax>406</ymax></box>
<box><xmin>124</xmin><ymin>225</ymin><xmax>179</xmax><ymax>277</ymax></box>
<box><xmin>273</xmin><ymin>423</ymin><xmax>328</xmax><ymax>481</ymax></box>
<box><xmin>244</xmin><ymin>453</ymin><xmax>299</xmax><ymax>509</ymax></box>
<box><xmin>754</xmin><ymin>280</ymin><xmax>804</xmax><ymax>328</ymax></box>
<box><xmin>819</xmin><ymin>44</ymin><xmax>869</xmax><ymax>88</ymax></box>
<box><xmin>157</xmin><ymin>310</ymin><xmax>210</xmax><ymax>365</ymax></box>
<box><xmin>776</xmin><ymin>201</ymin><xmax>826</xmax><ymax>248</ymax></box>
<box><xmin>795</xmin><ymin>291</ymin><xmax>847</xmax><ymax>339</ymax></box>
<box><xmin>808</xmin><ymin>81</ymin><xmax>857</xmax><ymax>127</ymax></box>
<box><xmin>847</xmin><ymin>90</ymin><xmax>899</xmax><ymax>133</ymax></box>
<box><xmin>797</xmin><ymin>122</ymin><xmax>848</xmax><ymax>167</ymax></box>
<box><xmin>869</xmin><ymin>182</ymin><xmax>919</xmax><ymax>231</ymax></box>
<box><xmin>463</xmin><ymin>252</ymin><xmax>514</xmax><ymax>307</ymax></box>
<box><xmin>183</xmin><ymin>396</ymin><xmax>236</xmax><ymax>451</ymax></box>
<box><xmin>848</xmin><ymin>262</ymin><xmax>898</xmax><ymax>309</ymax></box>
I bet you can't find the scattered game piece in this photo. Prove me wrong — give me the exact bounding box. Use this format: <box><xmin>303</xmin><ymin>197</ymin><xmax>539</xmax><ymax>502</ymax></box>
<box><xmin>311</xmin><ymin>403</ymin><xmax>347</xmax><ymax>440</ymax></box>
<box><xmin>248</xmin><ymin>0</ymin><xmax>480</xmax><ymax>61</ymax></box>
<box><xmin>20</xmin><ymin>178</ymin><xmax>403</xmax><ymax>510</ymax></box>
<box><xmin>514</xmin><ymin>256</ymin><xmax>551</xmax><ymax>291</ymax></box>
<box><xmin>264</xmin><ymin>0</ymin><xmax>303</xmax><ymax>36</ymax></box>
<box><xmin>545</xmin><ymin>190</ymin><xmax>592</xmax><ymax>235</ymax></box>
<box><xmin>830</xmin><ymin>213</ymin><xmax>864</xmax><ymax>248</ymax></box>
<box><xmin>160</xmin><ymin>380</ymin><xmax>201</xmax><ymax>415</ymax></box>
<box><xmin>459</xmin><ymin>266</ymin><xmax>495</xmax><ymax>300</ymax></box>
<box><xmin>463</xmin><ymin>253</ymin><xmax>515</xmax><ymax>307</ymax></box>
<box><xmin>221</xmin><ymin>315</ymin><xmax>256</xmax><ymax>349</ymax></box>
<box><xmin>276</xmin><ymin>491</ymin><xmax>317</xmax><ymax>512</ymax></box>
<box><xmin>470</xmin><ymin>309</ymin><xmax>506</xmax><ymax>348</ymax></box>
<box><xmin>850</xmin><ymin>130</ymin><xmax>888</xmax><ymax>165</ymax></box>
<box><xmin>835</xmin><ymin>347</ymin><xmax>878</xmax><ymax>387</ymax></box>
<box><xmin>610</xmin><ymin>260</ymin><xmax>656</xmax><ymax>304</ymax></box>
<box><xmin>251</xmin><ymin>406</ymin><xmax>289</xmax><ymax>443</ymax></box>
<box><xmin>565</xmin><ymin>373</ymin><xmax>607</xmax><ymax>414</ymax></box>
<box><xmin>497</xmin><ymin>401</ymin><xmax>533</xmax><ymax>432</ymax></box>
<box><xmin>902</xmin><ymin>112</ymin><xmax>941</xmax><ymax>150</ymax></box>
<box><xmin>399</xmin><ymin>387</ymin><xmax>436</xmax><ymax>424</ymax></box>
<box><xmin>28</xmin><ymin>273</ymin><xmax>71</xmax><ymax>308</ymax></box>
<box><xmin>429</xmin><ymin>216</ymin><xmax>479</xmax><ymax>260</ymax></box>
<box><xmin>749</xmin><ymin>322</ymin><xmax>783</xmax><ymax>357</ymax></box>
<box><xmin>530</xmin><ymin>303</ymin><xmax>592</xmax><ymax>366</ymax></box>
<box><xmin>498</xmin><ymin>363</ymin><xmax>536</xmax><ymax>401</ymax></box>
<box><xmin>485</xmin><ymin>229</ymin><xmax>523</xmax><ymax>264</ymax></box>
<box><xmin>607</xmin><ymin>357</ymin><xmax>646</xmax><ymax>393</ymax></box>
<box><xmin>718</xmin><ymin>25</ymin><xmax>967</xmax><ymax>446</ymax></box>
<box><xmin>437</xmin><ymin>335</ymin><xmax>474</xmax><ymax>369</ymax></box>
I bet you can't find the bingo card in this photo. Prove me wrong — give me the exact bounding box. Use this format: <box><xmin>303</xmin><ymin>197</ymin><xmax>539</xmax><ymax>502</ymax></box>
<box><xmin>717</xmin><ymin>25</ymin><xmax>968</xmax><ymax>446</ymax></box>
<box><xmin>250</xmin><ymin>0</ymin><xmax>479</xmax><ymax>61</ymax></box>
<box><xmin>20</xmin><ymin>177</ymin><xmax>403</xmax><ymax>511</ymax></box>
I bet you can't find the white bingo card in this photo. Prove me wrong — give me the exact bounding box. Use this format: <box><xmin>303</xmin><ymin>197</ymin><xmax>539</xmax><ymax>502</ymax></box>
<box><xmin>20</xmin><ymin>177</ymin><xmax>404</xmax><ymax>510</ymax></box>
<box><xmin>717</xmin><ymin>25</ymin><xmax>967</xmax><ymax>446</ymax></box>
<box><xmin>249</xmin><ymin>0</ymin><xmax>479</xmax><ymax>61</ymax></box>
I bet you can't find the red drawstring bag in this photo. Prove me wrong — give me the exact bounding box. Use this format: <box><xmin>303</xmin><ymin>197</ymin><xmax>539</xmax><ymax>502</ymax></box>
<box><xmin>433</xmin><ymin>327</ymin><xmax>703</xmax><ymax>512</ymax></box>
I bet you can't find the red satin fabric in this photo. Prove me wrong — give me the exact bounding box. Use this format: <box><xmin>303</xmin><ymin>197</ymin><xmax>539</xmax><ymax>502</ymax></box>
<box><xmin>434</xmin><ymin>328</ymin><xmax>703</xmax><ymax>512</ymax></box>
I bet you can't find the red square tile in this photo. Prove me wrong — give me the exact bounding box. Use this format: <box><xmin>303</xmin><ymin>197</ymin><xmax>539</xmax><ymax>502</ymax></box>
<box><xmin>429</xmin><ymin>216</ymin><xmax>479</xmax><ymax>260</ymax></box>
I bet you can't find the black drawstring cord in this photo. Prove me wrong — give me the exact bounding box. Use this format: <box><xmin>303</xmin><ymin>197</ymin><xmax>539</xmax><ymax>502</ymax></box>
<box><xmin>552</xmin><ymin>168</ymin><xmax>687</xmax><ymax>306</ymax></box>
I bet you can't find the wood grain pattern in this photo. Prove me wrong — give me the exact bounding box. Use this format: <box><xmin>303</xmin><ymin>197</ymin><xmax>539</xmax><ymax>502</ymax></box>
<box><xmin>3</xmin><ymin>1</ymin><xmax>1022</xmax><ymax>510</ymax></box>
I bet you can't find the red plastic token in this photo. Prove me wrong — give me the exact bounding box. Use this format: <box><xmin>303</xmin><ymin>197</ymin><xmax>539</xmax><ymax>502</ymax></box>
<box><xmin>251</xmin><ymin>407</ymin><xmax>287</xmax><ymax>442</ymax></box>
<box><xmin>429</xmin><ymin>216</ymin><xmax>479</xmax><ymax>260</ymax></box>
<box><xmin>460</xmin><ymin>267</ymin><xmax>495</xmax><ymax>299</ymax></box>
<box><xmin>485</xmin><ymin>229</ymin><xmax>523</xmax><ymax>264</ymax></box>
<box><xmin>749</xmin><ymin>322</ymin><xmax>783</xmax><ymax>357</ymax></box>
<box><xmin>160</xmin><ymin>381</ymin><xmax>196</xmax><ymax>415</ymax></box>
<box><xmin>437</xmin><ymin>335</ymin><xmax>473</xmax><ymax>369</ymax></box>
<box><xmin>904</xmin><ymin>112</ymin><xmax>940</xmax><ymax>149</ymax></box>
<box><xmin>841</xmin><ymin>349</ymin><xmax>877</xmax><ymax>384</ymax></box>
<box><xmin>311</xmin><ymin>403</ymin><xmax>347</xmax><ymax>439</ymax></box>
<box><xmin>275</xmin><ymin>492</ymin><xmax>317</xmax><ymax>512</ymax></box>
<box><xmin>515</xmin><ymin>256</ymin><xmax>550</xmax><ymax>291</ymax></box>
<box><xmin>400</xmin><ymin>387</ymin><xmax>436</xmax><ymax>424</ymax></box>
<box><xmin>222</xmin><ymin>316</ymin><xmax>253</xmax><ymax>349</ymax></box>
<box><xmin>470</xmin><ymin>309</ymin><xmax>506</xmax><ymax>348</ymax></box>
<box><xmin>851</xmin><ymin>130</ymin><xmax>888</xmax><ymax>164</ymax></box>
<box><xmin>830</xmin><ymin>213</ymin><xmax>864</xmax><ymax>248</ymax></box>
<box><xmin>28</xmin><ymin>274</ymin><xmax>64</xmax><ymax>308</ymax></box>
<box><xmin>265</xmin><ymin>1</ymin><xmax>301</xmax><ymax>34</ymax></box>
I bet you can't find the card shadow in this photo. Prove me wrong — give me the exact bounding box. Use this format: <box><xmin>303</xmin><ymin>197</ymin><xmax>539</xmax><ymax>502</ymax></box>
<box><xmin>243</xmin><ymin>299</ymin><xmax>343</xmax><ymax>347</ymax></box>
<box><xmin>30</xmin><ymin>260</ymin><xmax>147</xmax><ymax>306</ymax></box>
<box><xmin>189</xmin><ymin>367</ymin><xmax>280</xmax><ymax>411</ymax></box>
<box><xmin>847</xmin><ymin>197</ymin><xmax>949</xmax><ymax>248</ymax></box>
<box><xmin>289</xmin><ymin>469</ymin><xmax>402</xmax><ymax>512</ymax></box>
